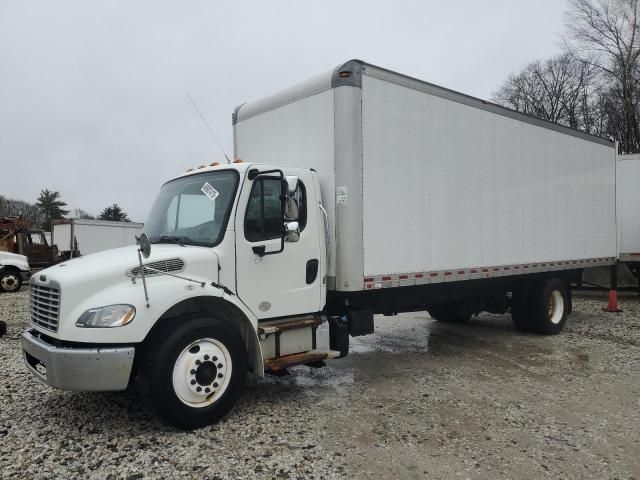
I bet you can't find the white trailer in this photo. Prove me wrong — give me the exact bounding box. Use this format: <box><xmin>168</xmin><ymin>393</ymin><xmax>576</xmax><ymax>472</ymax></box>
<box><xmin>22</xmin><ymin>60</ymin><xmax>617</xmax><ymax>429</ymax></box>
<box><xmin>616</xmin><ymin>154</ymin><xmax>640</xmax><ymax>284</ymax></box>
<box><xmin>617</xmin><ymin>154</ymin><xmax>640</xmax><ymax>261</ymax></box>
<box><xmin>52</xmin><ymin>219</ymin><xmax>144</xmax><ymax>258</ymax></box>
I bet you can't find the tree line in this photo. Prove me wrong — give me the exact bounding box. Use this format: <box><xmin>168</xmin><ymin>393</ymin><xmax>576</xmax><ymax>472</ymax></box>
<box><xmin>0</xmin><ymin>189</ymin><xmax>131</xmax><ymax>230</ymax></box>
<box><xmin>493</xmin><ymin>0</ymin><xmax>640</xmax><ymax>153</ymax></box>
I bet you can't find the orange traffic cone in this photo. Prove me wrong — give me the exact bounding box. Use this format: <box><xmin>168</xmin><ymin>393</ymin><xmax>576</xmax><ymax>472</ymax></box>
<box><xmin>603</xmin><ymin>289</ymin><xmax>622</xmax><ymax>313</ymax></box>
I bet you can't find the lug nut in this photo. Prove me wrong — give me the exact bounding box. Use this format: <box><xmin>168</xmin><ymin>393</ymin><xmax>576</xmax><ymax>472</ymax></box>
<box><xmin>217</xmin><ymin>373</ymin><xmax>223</xmax><ymax>379</ymax></box>
<box><xmin>190</xmin><ymin>379</ymin><xmax>196</xmax><ymax>385</ymax></box>
<box><xmin>190</xmin><ymin>369</ymin><xmax>196</xmax><ymax>375</ymax></box>
<box><xmin>204</xmin><ymin>355</ymin><xmax>209</xmax><ymax>360</ymax></box>
<box><xmin>217</xmin><ymin>363</ymin><xmax>223</xmax><ymax>368</ymax></box>
<box><xmin>195</xmin><ymin>360</ymin><xmax>201</xmax><ymax>365</ymax></box>
<box><xmin>213</xmin><ymin>382</ymin><xmax>219</xmax><ymax>388</ymax></box>
<box><xmin>212</xmin><ymin>356</ymin><xmax>218</xmax><ymax>361</ymax></box>
<box><xmin>196</xmin><ymin>386</ymin><xmax>202</xmax><ymax>392</ymax></box>
<box><xmin>205</xmin><ymin>387</ymin><xmax>210</xmax><ymax>393</ymax></box>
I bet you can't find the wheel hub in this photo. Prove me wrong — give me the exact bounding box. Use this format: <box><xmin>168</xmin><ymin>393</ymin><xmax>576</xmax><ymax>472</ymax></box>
<box><xmin>195</xmin><ymin>360</ymin><xmax>218</xmax><ymax>386</ymax></box>
<box><xmin>1</xmin><ymin>274</ymin><xmax>18</xmax><ymax>290</ymax></box>
<box><xmin>172</xmin><ymin>338</ymin><xmax>232</xmax><ymax>408</ymax></box>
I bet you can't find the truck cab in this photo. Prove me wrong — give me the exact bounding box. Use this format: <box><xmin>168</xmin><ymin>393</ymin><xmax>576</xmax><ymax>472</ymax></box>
<box><xmin>21</xmin><ymin>162</ymin><xmax>337</xmax><ymax>429</ymax></box>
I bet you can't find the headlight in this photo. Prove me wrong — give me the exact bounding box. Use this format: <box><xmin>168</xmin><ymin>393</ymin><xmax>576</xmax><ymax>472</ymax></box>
<box><xmin>76</xmin><ymin>304</ymin><xmax>136</xmax><ymax>328</ymax></box>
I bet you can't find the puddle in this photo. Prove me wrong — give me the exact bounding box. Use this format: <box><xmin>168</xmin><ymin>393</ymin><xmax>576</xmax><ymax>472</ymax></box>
<box><xmin>255</xmin><ymin>364</ymin><xmax>355</xmax><ymax>388</ymax></box>
<box><xmin>350</xmin><ymin>316</ymin><xmax>432</xmax><ymax>354</ymax></box>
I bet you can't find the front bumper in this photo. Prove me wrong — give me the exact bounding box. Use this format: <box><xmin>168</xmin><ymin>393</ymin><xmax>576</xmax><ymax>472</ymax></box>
<box><xmin>20</xmin><ymin>270</ymin><xmax>31</xmax><ymax>282</ymax></box>
<box><xmin>21</xmin><ymin>329</ymin><xmax>135</xmax><ymax>391</ymax></box>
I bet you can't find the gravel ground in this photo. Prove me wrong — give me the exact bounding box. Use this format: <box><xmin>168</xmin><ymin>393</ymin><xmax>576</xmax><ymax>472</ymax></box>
<box><xmin>1</xmin><ymin>287</ymin><xmax>639</xmax><ymax>479</ymax></box>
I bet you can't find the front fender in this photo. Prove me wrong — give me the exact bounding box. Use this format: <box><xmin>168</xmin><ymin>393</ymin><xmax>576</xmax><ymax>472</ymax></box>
<box><xmin>50</xmin><ymin>274</ymin><xmax>220</xmax><ymax>343</ymax></box>
<box><xmin>47</xmin><ymin>274</ymin><xmax>264</xmax><ymax>376</ymax></box>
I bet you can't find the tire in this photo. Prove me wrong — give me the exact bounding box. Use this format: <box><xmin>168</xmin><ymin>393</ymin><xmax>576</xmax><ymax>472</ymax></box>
<box><xmin>138</xmin><ymin>316</ymin><xmax>248</xmax><ymax>430</ymax></box>
<box><xmin>527</xmin><ymin>278</ymin><xmax>568</xmax><ymax>335</ymax></box>
<box><xmin>511</xmin><ymin>283</ymin><xmax>532</xmax><ymax>332</ymax></box>
<box><xmin>428</xmin><ymin>303</ymin><xmax>472</xmax><ymax>324</ymax></box>
<box><xmin>0</xmin><ymin>269</ymin><xmax>22</xmax><ymax>293</ymax></box>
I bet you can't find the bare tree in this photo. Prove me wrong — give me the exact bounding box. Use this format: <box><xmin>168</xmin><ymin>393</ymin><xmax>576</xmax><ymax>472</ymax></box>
<box><xmin>493</xmin><ymin>53</ymin><xmax>604</xmax><ymax>134</ymax></box>
<box><xmin>565</xmin><ymin>0</ymin><xmax>640</xmax><ymax>152</ymax></box>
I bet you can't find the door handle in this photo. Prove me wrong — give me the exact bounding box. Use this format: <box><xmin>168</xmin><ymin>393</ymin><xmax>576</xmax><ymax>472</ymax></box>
<box><xmin>306</xmin><ymin>259</ymin><xmax>319</xmax><ymax>284</ymax></box>
<box><xmin>252</xmin><ymin>245</ymin><xmax>266</xmax><ymax>257</ymax></box>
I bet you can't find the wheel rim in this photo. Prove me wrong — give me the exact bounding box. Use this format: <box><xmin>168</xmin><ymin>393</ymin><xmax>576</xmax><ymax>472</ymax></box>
<box><xmin>1</xmin><ymin>274</ymin><xmax>19</xmax><ymax>291</ymax></box>
<box><xmin>172</xmin><ymin>338</ymin><xmax>232</xmax><ymax>408</ymax></box>
<box><xmin>548</xmin><ymin>290</ymin><xmax>564</xmax><ymax>324</ymax></box>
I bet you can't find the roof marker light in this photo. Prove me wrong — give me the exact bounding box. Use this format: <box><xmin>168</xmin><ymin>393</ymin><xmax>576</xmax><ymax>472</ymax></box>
<box><xmin>233</xmin><ymin>158</ymin><xmax>243</xmax><ymax>163</ymax></box>
<box><xmin>186</xmin><ymin>168</ymin><xmax>194</xmax><ymax>172</ymax></box>
<box><xmin>210</xmin><ymin>161</ymin><xmax>220</xmax><ymax>167</ymax></box>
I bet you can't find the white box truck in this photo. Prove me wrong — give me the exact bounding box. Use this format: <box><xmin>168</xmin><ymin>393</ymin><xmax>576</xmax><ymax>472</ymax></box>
<box><xmin>616</xmin><ymin>154</ymin><xmax>640</xmax><ymax>284</ymax></box>
<box><xmin>52</xmin><ymin>219</ymin><xmax>144</xmax><ymax>259</ymax></box>
<box><xmin>617</xmin><ymin>154</ymin><xmax>640</xmax><ymax>262</ymax></box>
<box><xmin>22</xmin><ymin>60</ymin><xmax>617</xmax><ymax>429</ymax></box>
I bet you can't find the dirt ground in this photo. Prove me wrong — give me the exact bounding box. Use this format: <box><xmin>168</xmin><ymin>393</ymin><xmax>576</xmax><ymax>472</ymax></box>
<box><xmin>1</xmin><ymin>288</ymin><xmax>639</xmax><ymax>479</ymax></box>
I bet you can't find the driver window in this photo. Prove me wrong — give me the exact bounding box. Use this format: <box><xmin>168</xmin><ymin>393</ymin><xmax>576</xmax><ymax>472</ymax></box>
<box><xmin>245</xmin><ymin>178</ymin><xmax>283</xmax><ymax>242</ymax></box>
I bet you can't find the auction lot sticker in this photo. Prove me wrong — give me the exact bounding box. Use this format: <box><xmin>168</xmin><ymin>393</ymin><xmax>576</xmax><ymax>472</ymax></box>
<box><xmin>201</xmin><ymin>182</ymin><xmax>220</xmax><ymax>201</ymax></box>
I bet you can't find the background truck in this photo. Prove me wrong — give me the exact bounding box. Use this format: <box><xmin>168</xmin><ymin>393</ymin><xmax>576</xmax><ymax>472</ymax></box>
<box><xmin>617</xmin><ymin>154</ymin><xmax>640</xmax><ymax>284</ymax></box>
<box><xmin>52</xmin><ymin>219</ymin><xmax>144</xmax><ymax>259</ymax></box>
<box><xmin>0</xmin><ymin>217</ymin><xmax>58</xmax><ymax>269</ymax></box>
<box><xmin>22</xmin><ymin>60</ymin><xmax>617</xmax><ymax>429</ymax></box>
<box><xmin>0</xmin><ymin>251</ymin><xmax>30</xmax><ymax>293</ymax></box>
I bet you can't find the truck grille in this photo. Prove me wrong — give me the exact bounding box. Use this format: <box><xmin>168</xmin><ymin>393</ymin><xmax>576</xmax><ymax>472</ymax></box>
<box><xmin>30</xmin><ymin>284</ymin><xmax>61</xmax><ymax>332</ymax></box>
<box><xmin>129</xmin><ymin>258</ymin><xmax>185</xmax><ymax>277</ymax></box>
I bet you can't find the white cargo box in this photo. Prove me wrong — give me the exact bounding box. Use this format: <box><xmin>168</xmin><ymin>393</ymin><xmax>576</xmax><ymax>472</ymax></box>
<box><xmin>617</xmin><ymin>154</ymin><xmax>640</xmax><ymax>261</ymax></box>
<box><xmin>53</xmin><ymin>219</ymin><xmax>144</xmax><ymax>256</ymax></box>
<box><xmin>234</xmin><ymin>60</ymin><xmax>617</xmax><ymax>292</ymax></box>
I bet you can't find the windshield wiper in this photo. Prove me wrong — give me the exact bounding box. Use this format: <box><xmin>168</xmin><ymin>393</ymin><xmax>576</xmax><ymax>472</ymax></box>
<box><xmin>154</xmin><ymin>235</ymin><xmax>186</xmax><ymax>247</ymax></box>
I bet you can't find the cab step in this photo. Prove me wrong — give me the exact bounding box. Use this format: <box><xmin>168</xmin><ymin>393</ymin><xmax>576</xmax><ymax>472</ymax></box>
<box><xmin>258</xmin><ymin>316</ymin><xmax>322</xmax><ymax>337</ymax></box>
<box><xmin>264</xmin><ymin>350</ymin><xmax>341</xmax><ymax>372</ymax></box>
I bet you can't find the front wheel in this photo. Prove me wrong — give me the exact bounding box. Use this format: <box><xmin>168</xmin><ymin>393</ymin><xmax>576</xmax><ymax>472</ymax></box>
<box><xmin>0</xmin><ymin>270</ymin><xmax>22</xmax><ymax>293</ymax></box>
<box><xmin>139</xmin><ymin>317</ymin><xmax>248</xmax><ymax>430</ymax></box>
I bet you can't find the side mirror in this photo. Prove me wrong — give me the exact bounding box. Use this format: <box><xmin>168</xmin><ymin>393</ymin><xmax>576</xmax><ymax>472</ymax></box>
<box><xmin>285</xmin><ymin>221</ymin><xmax>300</xmax><ymax>242</ymax></box>
<box><xmin>285</xmin><ymin>176</ymin><xmax>299</xmax><ymax>196</ymax></box>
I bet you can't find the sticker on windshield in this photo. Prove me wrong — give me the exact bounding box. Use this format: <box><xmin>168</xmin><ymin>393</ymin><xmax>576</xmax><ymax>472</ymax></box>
<box><xmin>201</xmin><ymin>182</ymin><xmax>219</xmax><ymax>202</ymax></box>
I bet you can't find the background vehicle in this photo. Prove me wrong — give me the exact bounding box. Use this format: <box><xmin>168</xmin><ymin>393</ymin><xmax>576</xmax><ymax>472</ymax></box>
<box><xmin>617</xmin><ymin>153</ymin><xmax>640</xmax><ymax>286</ymax></box>
<box><xmin>22</xmin><ymin>60</ymin><xmax>617</xmax><ymax>429</ymax></box>
<box><xmin>0</xmin><ymin>217</ymin><xmax>58</xmax><ymax>269</ymax></box>
<box><xmin>52</xmin><ymin>219</ymin><xmax>144</xmax><ymax>259</ymax></box>
<box><xmin>0</xmin><ymin>250</ymin><xmax>30</xmax><ymax>293</ymax></box>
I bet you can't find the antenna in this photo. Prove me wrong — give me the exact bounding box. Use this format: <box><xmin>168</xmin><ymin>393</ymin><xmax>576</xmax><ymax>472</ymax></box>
<box><xmin>187</xmin><ymin>93</ymin><xmax>231</xmax><ymax>164</ymax></box>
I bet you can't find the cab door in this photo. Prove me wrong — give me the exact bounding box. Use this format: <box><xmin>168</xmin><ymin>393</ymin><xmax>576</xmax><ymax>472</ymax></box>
<box><xmin>235</xmin><ymin>168</ymin><xmax>323</xmax><ymax>319</ymax></box>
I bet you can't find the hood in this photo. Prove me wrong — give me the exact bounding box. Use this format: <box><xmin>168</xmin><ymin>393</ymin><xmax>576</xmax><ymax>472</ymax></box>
<box><xmin>0</xmin><ymin>251</ymin><xmax>29</xmax><ymax>269</ymax></box>
<box><xmin>37</xmin><ymin>244</ymin><xmax>219</xmax><ymax>289</ymax></box>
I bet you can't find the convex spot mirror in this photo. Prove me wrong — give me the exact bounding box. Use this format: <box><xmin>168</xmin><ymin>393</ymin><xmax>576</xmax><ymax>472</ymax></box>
<box><xmin>285</xmin><ymin>221</ymin><xmax>300</xmax><ymax>243</ymax></box>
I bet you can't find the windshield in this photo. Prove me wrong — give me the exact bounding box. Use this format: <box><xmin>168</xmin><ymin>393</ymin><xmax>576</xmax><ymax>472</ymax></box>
<box><xmin>144</xmin><ymin>170</ymin><xmax>239</xmax><ymax>247</ymax></box>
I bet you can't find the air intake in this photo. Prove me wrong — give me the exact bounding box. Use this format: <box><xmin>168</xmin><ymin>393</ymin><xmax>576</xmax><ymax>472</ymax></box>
<box><xmin>129</xmin><ymin>258</ymin><xmax>185</xmax><ymax>278</ymax></box>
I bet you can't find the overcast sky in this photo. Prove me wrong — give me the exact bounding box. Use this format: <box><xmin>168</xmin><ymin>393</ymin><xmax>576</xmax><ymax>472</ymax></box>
<box><xmin>1</xmin><ymin>0</ymin><xmax>568</xmax><ymax>222</ymax></box>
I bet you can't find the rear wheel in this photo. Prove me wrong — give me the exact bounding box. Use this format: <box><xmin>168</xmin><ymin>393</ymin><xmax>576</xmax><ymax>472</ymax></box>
<box><xmin>527</xmin><ymin>278</ymin><xmax>568</xmax><ymax>335</ymax></box>
<box><xmin>139</xmin><ymin>316</ymin><xmax>248</xmax><ymax>430</ymax></box>
<box><xmin>0</xmin><ymin>270</ymin><xmax>22</xmax><ymax>293</ymax></box>
<box><xmin>428</xmin><ymin>303</ymin><xmax>472</xmax><ymax>324</ymax></box>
